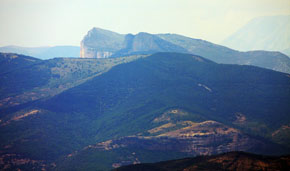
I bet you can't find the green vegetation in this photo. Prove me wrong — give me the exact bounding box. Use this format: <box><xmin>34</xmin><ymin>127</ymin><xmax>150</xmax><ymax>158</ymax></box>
<box><xmin>0</xmin><ymin>53</ymin><xmax>40</xmax><ymax>74</ymax></box>
<box><xmin>0</xmin><ymin>54</ymin><xmax>144</xmax><ymax>107</ymax></box>
<box><xmin>0</xmin><ymin>52</ymin><xmax>289</xmax><ymax>170</ymax></box>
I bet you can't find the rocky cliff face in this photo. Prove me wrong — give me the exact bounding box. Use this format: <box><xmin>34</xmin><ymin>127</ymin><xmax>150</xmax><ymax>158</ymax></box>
<box><xmin>80</xmin><ymin>27</ymin><xmax>125</xmax><ymax>58</ymax></box>
<box><xmin>80</xmin><ymin>28</ymin><xmax>290</xmax><ymax>73</ymax></box>
<box><xmin>80</xmin><ymin>45</ymin><xmax>113</xmax><ymax>58</ymax></box>
<box><xmin>80</xmin><ymin>28</ymin><xmax>187</xmax><ymax>58</ymax></box>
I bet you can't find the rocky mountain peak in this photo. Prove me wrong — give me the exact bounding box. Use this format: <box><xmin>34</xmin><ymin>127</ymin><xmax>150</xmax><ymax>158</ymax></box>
<box><xmin>80</xmin><ymin>28</ymin><xmax>125</xmax><ymax>58</ymax></box>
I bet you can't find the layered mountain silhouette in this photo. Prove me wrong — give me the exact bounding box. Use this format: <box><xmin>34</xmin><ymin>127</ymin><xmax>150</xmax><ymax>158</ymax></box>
<box><xmin>81</xmin><ymin>27</ymin><xmax>290</xmax><ymax>73</ymax></box>
<box><xmin>0</xmin><ymin>52</ymin><xmax>289</xmax><ymax>170</ymax></box>
<box><xmin>0</xmin><ymin>45</ymin><xmax>80</xmax><ymax>59</ymax></box>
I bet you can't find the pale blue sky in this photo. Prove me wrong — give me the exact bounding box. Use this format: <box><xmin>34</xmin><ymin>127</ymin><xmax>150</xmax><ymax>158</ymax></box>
<box><xmin>0</xmin><ymin>0</ymin><xmax>289</xmax><ymax>47</ymax></box>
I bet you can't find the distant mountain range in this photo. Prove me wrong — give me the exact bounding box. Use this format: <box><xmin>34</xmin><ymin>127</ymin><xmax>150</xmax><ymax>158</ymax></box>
<box><xmin>222</xmin><ymin>15</ymin><xmax>290</xmax><ymax>56</ymax></box>
<box><xmin>0</xmin><ymin>45</ymin><xmax>80</xmax><ymax>59</ymax></box>
<box><xmin>0</xmin><ymin>52</ymin><xmax>289</xmax><ymax>170</ymax></box>
<box><xmin>116</xmin><ymin>151</ymin><xmax>290</xmax><ymax>171</ymax></box>
<box><xmin>81</xmin><ymin>27</ymin><xmax>290</xmax><ymax>73</ymax></box>
<box><xmin>1</xmin><ymin>25</ymin><xmax>289</xmax><ymax>73</ymax></box>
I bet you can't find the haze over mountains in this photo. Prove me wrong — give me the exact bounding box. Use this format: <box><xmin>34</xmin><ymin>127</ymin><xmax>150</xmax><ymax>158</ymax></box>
<box><xmin>81</xmin><ymin>27</ymin><xmax>290</xmax><ymax>73</ymax></box>
<box><xmin>1</xmin><ymin>23</ymin><xmax>289</xmax><ymax>73</ymax></box>
<box><xmin>0</xmin><ymin>15</ymin><xmax>290</xmax><ymax>170</ymax></box>
<box><xmin>222</xmin><ymin>15</ymin><xmax>290</xmax><ymax>56</ymax></box>
<box><xmin>0</xmin><ymin>46</ymin><xmax>80</xmax><ymax>59</ymax></box>
<box><xmin>0</xmin><ymin>52</ymin><xmax>289</xmax><ymax>170</ymax></box>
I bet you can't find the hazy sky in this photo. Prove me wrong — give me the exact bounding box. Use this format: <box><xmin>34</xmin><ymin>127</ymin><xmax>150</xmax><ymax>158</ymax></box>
<box><xmin>0</xmin><ymin>0</ymin><xmax>289</xmax><ymax>47</ymax></box>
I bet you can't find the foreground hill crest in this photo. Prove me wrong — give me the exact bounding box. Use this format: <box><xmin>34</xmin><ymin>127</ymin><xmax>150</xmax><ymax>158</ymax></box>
<box><xmin>116</xmin><ymin>151</ymin><xmax>290</xmax><ymax>171</ymax></box>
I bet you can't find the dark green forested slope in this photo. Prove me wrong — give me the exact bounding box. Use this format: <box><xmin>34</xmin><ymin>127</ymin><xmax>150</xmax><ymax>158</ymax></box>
<box><xmin>0</xmin><ymin>53</ymin><xmax>41</xmax><ymax>74</ymax></box>
<box><xmin>0</xmin><ymin>52</ymin><xmax>289</xmax><ymax>170</ymax></box>
<box><xmin>44</xmin><ymin>52</ymin><xmax>290</xmax><ymax>132</ymax></box>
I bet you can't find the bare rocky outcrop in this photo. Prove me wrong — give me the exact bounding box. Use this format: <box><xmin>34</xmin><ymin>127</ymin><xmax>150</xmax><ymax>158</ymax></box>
<box><xmin>80</xmin><ymin>28</ymin><xmax>187</xmax><ymax>58</ymax></box>
<box><xmin>80</xmin><ymin>27</ymin><xmax>125</xmax><ymax>58</ymax></box>
<box><xmin>91</xmin><ymin>120</ymin><xmax>271</xmax><ymax>156</ymax></box>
